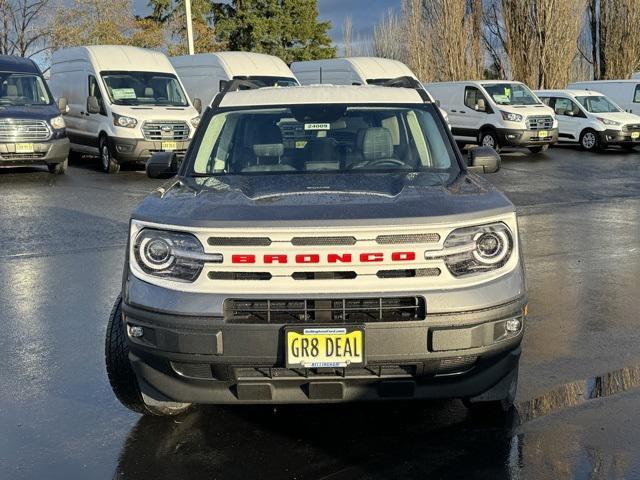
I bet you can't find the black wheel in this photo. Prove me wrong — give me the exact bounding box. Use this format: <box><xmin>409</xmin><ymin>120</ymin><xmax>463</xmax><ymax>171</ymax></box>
<box><xmin>105</xmin><ymin>296</ymin><xmax>190</xmax><ymax>416</ymax></box>
<box><xmin>479</xmin><ymin>130</ymin><xmax>501</xmax><ymax>153</ymax></box>
<box><xmin>579</xmin><ymin>129</ymin><xmax>600</xmax><ymax>151</ymax></box>
<box><xmin>99</xmin><ymin>136</ymin><xmax>120</xmax><ymax>174</ymax></box>
<box><xmin>463</xmin><ymin>366</ymin><xmax>518</xmax><ymax>413</ymax></box>
<box><xmin>47</xmin><ymin>159</ymin><xmax>68</xmax><ymax>174</ymax></box>
<box><xmin>527</xmin><ymin>145</ymin><xmax>548</xmax><ymax>154</ymax></box>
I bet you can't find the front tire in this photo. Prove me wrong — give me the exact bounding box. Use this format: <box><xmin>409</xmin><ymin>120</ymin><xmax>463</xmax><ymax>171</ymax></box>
<box><xmin>479</xmin><ymin>130</ymin><xmax>501</xmax><ymax>153</ymax></box>
<box><xmin>47</xmin><ymin>159</ymin><xmax>68</xmax><ymax>174</ymax></box>
<box><xmin>105</xmin><ymin>296</ymin><xmax>190</xmax><ymax>416</ymax></box>
<box><xmin>580</xmin><ymin>129</ymin><xmax>600</xmax><ymax>151</ymax></box>
<box><xmin>99</xmin><ymin>136</ymin><xmax>120</xmax><ymax>174</ymax></box>
<box><xmin>527</xmin><ymin>145</ymin><xmax>548</xmax><ymax>154</ymax></box>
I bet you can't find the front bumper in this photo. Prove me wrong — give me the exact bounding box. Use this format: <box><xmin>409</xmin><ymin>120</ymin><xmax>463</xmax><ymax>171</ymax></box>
<box><xmin>108</xmin><ymin>136</ymin><xmax>190</xmax><ymax>164</ymax></box>
<box><xmin>598</xmin><ymin>129</ymin><xmax>640</xmax><ymax>147</ymax></box>
<box><xmin>122</xmin><ymin>295</ymin><xmax>525</xmax><ymax>404</ymax></box>
<box><xmin>497</xmin><ymin>128</ymin><xmax>558</xmax><ymax>147</ymax></box>
<box><xmin>0</xmin><ymin>137</ymin><xmax>70</xmax><ymax>166</ymax></box>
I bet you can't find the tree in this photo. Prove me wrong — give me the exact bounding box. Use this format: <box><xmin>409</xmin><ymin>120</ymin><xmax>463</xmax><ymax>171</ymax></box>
<box><xmin>342</xmin><ymin>15</ymin><xmax>352</xmax><ymax>57</ymax></box>
<box><xmin>0</xmin><ymin>0</ymin><xmax>50</xmax><ymax>57</ymax></box>
<box><xmin>372</xmin><ymin>9</ymin><xmax>404</xmax><ymax>62</ymax></box>
<box><xmin>213</xmin><ymin>0</ymin><xmax>335</xmax><ymax>63</ymax></box>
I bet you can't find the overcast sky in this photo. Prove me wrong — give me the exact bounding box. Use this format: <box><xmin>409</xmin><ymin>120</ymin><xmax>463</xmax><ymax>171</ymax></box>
<box><xmin>133</xmin><ymin>0</ymin><xmax>401</xmax><ymax>45</ymax></box>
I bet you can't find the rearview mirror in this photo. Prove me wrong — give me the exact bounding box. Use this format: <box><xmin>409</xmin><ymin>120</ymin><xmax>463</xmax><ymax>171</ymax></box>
<box><xmin>86</xmin><ymin>96</ymin><xmax>100</xmax><ymax>114</ymax></box>
<box><xmin>57</xmin><ymin>97</ymin><xmax>68</xmax><ymax>115</ymax></box>
<box><xmin>476</xmin><ymin>98</ymin><xmax>486</xmax><ymax>112</ymax></box>
<box><xmin>467</xmin><ymin>146</ymin><xmax>500</xmax><ymax>174</ymax></box>
<box><xmin>147</xmin><ymin>151</ymin><xmax>178</xmax><ymax>179</ymax></box>
<box><xmin>193</xmin><ymin>97</ymin><xmax>202</xmax><ymax>114</ymax></box>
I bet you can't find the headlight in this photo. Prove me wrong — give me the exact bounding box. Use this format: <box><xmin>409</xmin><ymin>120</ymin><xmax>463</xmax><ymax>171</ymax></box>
<box><xmin>190</xmin><ymin>116</ymin><xmax>200</xmax><ymax>129</ymax></box>
<box><xmin>133</xmin><ymin>228</ymin><xmax>222</xmax><ymax>282</ymax></box>
<box><xmin>597</xmin><ymin>117</ymin><xmax>621</xmax><ymax>127</ymax></box>
<box><xmin>425</xmin><ymin>222</ymin><xmax>513</xmax><ymax>277</ymax></box>
<box><xmin>113</xmin><ymin>113</ymin><xmax>138</xmax><ymax>128</ymax></box>
<box><xmin>50</xmin><ymin>115</ymin><xmax>65</xmax><ymax>130</ymax></box>
<box><xmin>500</xmin><ymin>111</ymin><xmax>523</xmax><ymax>122</ymax></box>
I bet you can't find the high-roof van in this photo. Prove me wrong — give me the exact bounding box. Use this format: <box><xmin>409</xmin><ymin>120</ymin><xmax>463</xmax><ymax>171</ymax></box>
<box><xmin>171</xmin><ymin>52</ymin><xmax>299</xmax><ymax>107</ymax></box>
<box><xmin>425</xmin><ymin>81</ymin><xmax>558</xmax><ymax>153</ymax></box>
<box><xmin>568</xmin><ymin>80</ymin><xmax>640</xmax><ymax>115</ymax></box>
<box><xmin>49</xmin><ymin>45</ymin><xmax>201</xmax><ymax>174</ymax></box>
<box><xmin>0</xmin><ymin>55</ymin><xmax>69</xmax><ymax>174</ymax></box>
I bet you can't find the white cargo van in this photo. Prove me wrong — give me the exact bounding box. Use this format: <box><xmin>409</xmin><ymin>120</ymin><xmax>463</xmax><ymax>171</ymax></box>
<box><xmin>171</xmin><ymin>52</ymin><xmax>299</xmax><ymax>107</ymax></box>
<box><xmin>426</xmin><ymin>80</ymin><xmax>558</xmax><ymax>153</ymax></box>
<box><xmin>291</xmin><ymin>57</ymin><xmax>448</xmax><ymax>124</ymax></box>
<box><xmin>568</xmin><ymin>80</ymin><xmax>640</xmax><ymax>115</ymax></box>
<box><xmin>49</xmin><ymin>45</ymin><xmax>201</xmax><ymax>173</ymax></box>
<box><xmin>534</xmin><ymin>89</ymin><xmax>640</xmax><ymax>150</ymax></box>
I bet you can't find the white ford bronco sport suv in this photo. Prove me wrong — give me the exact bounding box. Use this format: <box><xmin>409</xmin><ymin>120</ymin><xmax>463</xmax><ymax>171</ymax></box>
<box><xmin>105</xmin><ymin>79</ymin><xmax>527</xmax><ymax>416</ymax></box>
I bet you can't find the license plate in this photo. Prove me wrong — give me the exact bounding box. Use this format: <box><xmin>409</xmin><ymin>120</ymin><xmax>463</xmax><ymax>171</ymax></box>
<box><xmin>161</xmin><ymin>141</ymin><xmax>177</xmax><ymax>151</ymax></box>
<box><xmin>286</xmin><ymin>327</ymin><xmax>364</xmax><ymax>368</ymax></box>
<box><xmin>632</xmin><ymin>132</ymin><xmax>639</xmax><ymax>139</ymax></box>
<box><xmin>15</xmin><ymin>143</ymin><xmax>34</xmax><ymax>153</ymax></box>
<box><xmin>538</xmin><ymin>130</ymin><xmax>548</xmax><ymax>138</ymax></box>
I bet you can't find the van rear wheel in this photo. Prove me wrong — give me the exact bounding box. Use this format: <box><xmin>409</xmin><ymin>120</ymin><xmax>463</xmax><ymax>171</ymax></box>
<box><xmin>99</xmin><ymin>136</ymin><xmax>120</xmax><ymax>174</ymax></box>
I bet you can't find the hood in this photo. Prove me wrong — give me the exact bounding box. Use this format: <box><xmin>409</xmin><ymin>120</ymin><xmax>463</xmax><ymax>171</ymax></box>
<box><xmin>593</xmin><ymin>111</ymin><xmax>640</xmax><ymax>125</ymax></box>
<box><xmin>503</xmin><ymin>104</ymin><xmax>554</xmax><ymax>116</ymax></box>
<box><xmin>110</xmin><ymin>105</ymin><xmax>199</xmax><ymax>121</ymax></box>
<box><xmin>132</xmin><ymin>172</ymin><xmax>515</xmax><ymax>228</ymax></box>
<box><xmin>0</xmin><ymin>103</ymin><xmax>60</xmax><ymax>121</ymax></box>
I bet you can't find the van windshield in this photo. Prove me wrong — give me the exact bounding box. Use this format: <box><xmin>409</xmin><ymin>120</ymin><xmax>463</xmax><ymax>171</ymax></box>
<box><xmin>0</xmin><ymin>72</ymin><xmax>51</xmax><ymax>106</ymax></box>
<box><xmin>189</xmin><ymin>104</ymin><xmax>458</xmax><ymax>178</ymax></box>
<box><xmin>101</xmin><ymin>71</ymin><xmax>189</xmax><ymax>106</ymax></box>
<box><xmin>575</xmin><ymin>95</ymin><xmax>621</xmax><ymax>113</ymax></box>
<box><xmin>231</xmin><ymin>76</ymin><xmax>298</xmax><ymax>87</ymax></box>
<box><xmin>483</xmin><ymin>83</ymin><xmax>540</xmax><ymax>106</ymax></box>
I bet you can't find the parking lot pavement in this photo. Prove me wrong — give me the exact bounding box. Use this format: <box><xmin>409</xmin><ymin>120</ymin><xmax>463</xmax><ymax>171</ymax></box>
<box><xmin>1</xmin><ymin>148</ymin><xmax>639</xmax><ymax>479</ymax></box>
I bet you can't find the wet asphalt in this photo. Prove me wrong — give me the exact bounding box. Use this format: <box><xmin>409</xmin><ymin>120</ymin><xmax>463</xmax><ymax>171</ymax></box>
<box><xmin>0</xmin><ymin>146</ymin><xmax>639</xmax><ymax>479</ymax></box>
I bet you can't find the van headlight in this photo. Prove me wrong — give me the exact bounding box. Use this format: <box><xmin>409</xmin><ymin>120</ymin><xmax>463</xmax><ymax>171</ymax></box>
<box><xmin>190</xmin><ymin>116</ymin><xmax>200</xmax><ymax>128</ymax></box>
<box><xmin>500</xmin><ymin>111</ymin><xmax>523</xmax><ymax>122</ymax></box>
<box><xmin>425</xmin><ymin>223</ymin><xmax>513</xmax><ymax>277</ymax></box>
<box><xmin>597</xmin><ymin>117</ymin><xmax>621</xmax><ymax>127</ymax></box>
<box><xmin>50</xmin><ymin>115</ymin><xmax>66</xmax><ymax>130</ymax></box>
<box><xmin>113</xmin><ymin>113</ymin><xmax>138</xmax><ymax>128</ymax></box>
<box><xmin>133</xmin><ymin>229</ymin><xmax>222</xmax><ymax>282</ymax></box>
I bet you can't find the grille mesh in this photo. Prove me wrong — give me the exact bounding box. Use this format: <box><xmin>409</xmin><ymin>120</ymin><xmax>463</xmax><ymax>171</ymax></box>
<box><xmin>291</xmin><ymin>236</ymin><xmax>357</xmax><ymax>246</ymax></box>
<box><xmin>209</xmin><ymin>271</ymin><xmax>272</xmax><ymax>281</ymax></box>
<box><xmin>0</xmin><ymin>152</ymin><xmax>46</xmax><ymax>160</ymax></box>
<box><xmin>208</xmin><ymin>237</ymin><xmax>272</xmax><ymax>246</ymax></box>
<box><xmin>377</xmin><ymin>268</ymin><xmax>441</xmax><ymax>278</ymax></box>
<box><xmin>141</xmin><ymin>121</ymin><xmax>189</xmax><ymax>141</ymax></box>
<box><xmin>376</xmin><ymin>233</ymin><xmax>440</xmax><ymax>244</ymax></box>
<box><xmin>0</xmin><ymin>119</ymin><xmax>50</xmax><ymax>142</ymax></box>
<box><xmin>527</xmin><ymin>116</ymin><xmax>553</xmax><ymax>130</ymax></box>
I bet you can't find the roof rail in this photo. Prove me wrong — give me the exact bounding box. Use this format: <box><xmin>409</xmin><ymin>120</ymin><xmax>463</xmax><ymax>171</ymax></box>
<box><xmin>379</xmin><ymin>76</ymin><xmax>431</xmax><ymax>102</ymax></box>
<box><xmin>211</xmin><ymin>79</ymin><xmax>263</xmax><ymax>108</ymax></box>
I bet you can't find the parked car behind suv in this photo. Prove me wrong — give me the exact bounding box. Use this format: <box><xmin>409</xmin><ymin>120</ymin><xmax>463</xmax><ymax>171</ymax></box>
<box><xmin>0</xmin><ymin>55</ymin><xmax>69</xmax><ymax>174</ymax></box>
<box><xmin>105</xmin><ymin>81</ymin><xmax>527</xmax><ymax>416</ymax></box>
<box><xmin>535</xmin><ymin>89</ymin><xmax>640</xmax><ymax>151</ymax></box>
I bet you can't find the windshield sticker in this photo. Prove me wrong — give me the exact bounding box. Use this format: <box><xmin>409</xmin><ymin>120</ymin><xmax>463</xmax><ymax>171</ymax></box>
<box><xmin>304</xmin><ymin>123</ymin><xmax>330</xmax><ymax>130</ymax></box>
<box><xmin>493</xmin><ymin>94</ymin><xmax>510</xmax><ymax>103</ymax></box>
<box><xmin>295</xmin><ymin>140</ymin><xmax>307</xmax><ymax>149</ymax></box>
<box><xmin>111</xmin><ymin>88</ymin><xmax>137</xmax><ymax>100</ymax></box>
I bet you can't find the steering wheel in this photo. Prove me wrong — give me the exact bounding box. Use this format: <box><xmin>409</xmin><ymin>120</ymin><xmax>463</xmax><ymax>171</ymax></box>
<box><xmin>361</xmin><ymin>158</ymin><xmax>407</xmax><ymax>168</ymax></box>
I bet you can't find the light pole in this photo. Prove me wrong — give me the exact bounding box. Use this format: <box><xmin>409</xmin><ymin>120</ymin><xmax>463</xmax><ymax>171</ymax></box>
<box><xmin>185</xmin><ymin>0</ymin><xmax>195</xmax><ymax>55</ymax></box>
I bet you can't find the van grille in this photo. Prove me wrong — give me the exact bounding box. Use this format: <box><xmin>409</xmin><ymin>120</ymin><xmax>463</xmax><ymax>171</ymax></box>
<box><xmin>527</xmin><ymin>116</ymin><xmax>553</xmax><ymax>130</ymax></box>
<box><xmin>623</xmin><ymin>124</ymin><xmax>640</xmax><ymax>131</ymax></box>
<box><xmin>224</xmin><ymin>296</ymin><xmax>426</xmax><ymax>324</ymax></box>
<box><xmin>0</xmin><ymin>119</ymin><xmax>51</xmax><ymax>142</ymax></box>
<box><xmin>0</xmin><ymin>152</ymin><xmax>46</xmax><ymax>160</ymax></box>
<box><xmin>141</xmin><ymin>121</ymin><xmax>189</xmax><ymax>141</ymax></box>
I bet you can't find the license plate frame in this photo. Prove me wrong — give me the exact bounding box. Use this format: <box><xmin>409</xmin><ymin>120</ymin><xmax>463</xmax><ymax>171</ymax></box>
<box><xmin>15</xmin><ymin>143</ymin><xmax>34</xmax><ymax>153</ymax></box>
<box><xmin>538</xmin><ymin>130</ymin><xmax>548</xmax><ymax>138</ymax></box>
<box><xmin>285</xmin><ymin>326</ymin><xmax>365</xmax><ymax>369</ymax></box>
<box><xmin>161</xmin><ymin>141</ymin><xmax>177</xmax><ymax>151</ymax></box>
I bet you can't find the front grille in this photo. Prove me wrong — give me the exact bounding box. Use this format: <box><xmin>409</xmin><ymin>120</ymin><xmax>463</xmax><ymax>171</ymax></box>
<box><xmin>623</xmin><ymin>124</ymin><xmax>640</xmax><ymax>131</ymax></box>
<box><xmin>0</xmin><ymin>152</ymin><xmax>46</xmax><ymax>160</ymax></box>
<box><xmin>527</xmin><ymin>116</ymin><xmax>553</xmax><ymax>130</ymax></box>
<box><xmin>376</xmin><ymin>268</ymin><xmax>441</xmax><ymax>278</ymax></box>
<box><xmin>234</xmin><ymin>364</ymin><xmax>421</xmax><ymax>380</ymax></box>
<box><xmin>141</xmin><ymin>121</ymin><xmax>189</xmax><ymax>141</ymax></box>
<box><xmin>376</xmin><ymin>233</ymin><xmax>440</xmax><ymax>244</ymax></box>
<box><xmin>291</xmin><ymin>271</ymin><xmax>357</xmax><ymax>280</ymax></box>
<box><xmin>0</xmin><ymin>119</ymin><xmax>51</xmax><ymax>142</ymax></box>
<box><xmin>208</xmin><ymin>236</ymin><xmax>272</xmax><ymax>246</ymax></box>
<box><xmin>225</xmin><ymin>296</ymin><xmax>426</xmax><ymax>323</ymax></box>
<box><xmin>209</xmin><ymin>271</ymin><xmax>272</xmax><ymax>281</ymax></box>
<box><xmin>437</xmin><ymin>356</ymin><xmax>477</xmax><ymax>375</ymax></box>
<box><xmin>291</xmin><ymin>236</ymin><xmax>357</xmax><ymax>246</ymax></box>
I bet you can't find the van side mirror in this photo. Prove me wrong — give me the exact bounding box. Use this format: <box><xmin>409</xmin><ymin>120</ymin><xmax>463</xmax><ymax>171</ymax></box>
<box><xmin>86</xmin><ymin>96</ymin><xmax>100</xmax><ymax>114</ymax></box>
<box><xmin>467</xmin><ymin>146</ymin><xmax>500</xmax><ymax>174</ymax></box>
<box><xmin>475</xmin><ymin>98</ymin><xmax>486</xmax><ymax>112</ymax></box>
<box><xmin>57</xmin><ymin>97</ymin><xmax>68</xmax><ymax>115</ymax></box>
<box><xmin>193</xmin><ymin>97</ymin><xmax>202</xmax><ymax>114</ymax></box>
<box><xmin>147</xmin><ymin>151</ymin><xmax>178</xmax><ymax>179</ymax></box>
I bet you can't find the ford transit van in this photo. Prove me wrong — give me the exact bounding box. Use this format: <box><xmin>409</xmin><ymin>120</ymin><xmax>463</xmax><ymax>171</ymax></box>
<box><xmin>426</xmin><ymin>81</ymin><xmax>558</xmax><ymax>153</ymax></box>
<box><xmin>49</xmin><ymin>46</ymin><xmax>201</xmax><ymax>173</ymax></box>
<box><xmin>568</xmin><ymin>80</ymin><xmax>640</xmax><ymax>115</ymax></box>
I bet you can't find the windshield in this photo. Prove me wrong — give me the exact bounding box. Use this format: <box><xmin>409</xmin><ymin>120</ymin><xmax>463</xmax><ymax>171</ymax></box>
<box><xmin>575</xmin><ymin>95</ymin><xmax>622</xmax><ymax>113</ymax></box>
<box><xmin>483</xmin><ymin>83</ymin><xmax>540</xmax><ymax>106</ymax></box>
<box><xmin>232</xmin><ymin>76</ymin><xmax>299</xmax><ymax>87</ymax></box>
<box><xmin>0</xmin><ymin>72</ymin><xmax>52</xmax><ymax>106</ymax></box>
<box><xmin>101</xmin><ymin>71</ymin><xmax>189</xmax><ymax>106</ymax></box>
<box><xmin>189</xmin><ymin>104</ymin><xmax>458</xmax><ymax>177</ymax></box>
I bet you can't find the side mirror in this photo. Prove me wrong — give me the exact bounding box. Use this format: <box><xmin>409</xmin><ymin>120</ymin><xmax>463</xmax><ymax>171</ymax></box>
<box><xmin>435</xmin><ymin>99</ymin><xmax>441</xmax><ymax>107</ymax></box>
<box><xmin>193</xmin><ymin>97</ymin><xmax>202</xmax><ymax>114</ymax></box>
<box><xmin>57</xmin><ymin>97</ymin><xmax>68</xmax><ymax>115</ymax></box>
<box><xmin>147</xmin><ymin>151</ymin><xmax>178</xmax><ymax>179</ymax></box>
<box><xmin>467</xmin><ymin>146</ymin><xmax>500</xmax><ymax>174</ymax></box>
<box><xmin>476</xmin><ymin>98</ymin><xmax>486</xmax><ymax>112</ymax></box>
<box><xmin>86</xmin><ymin>96</ymin><xmax>100</xmax><ymax>114</ymax></box>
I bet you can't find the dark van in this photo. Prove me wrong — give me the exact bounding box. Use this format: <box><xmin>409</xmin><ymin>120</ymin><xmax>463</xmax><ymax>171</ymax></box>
<box><xmin>0</xmin><ymin>56</ymin><xmax>70</xmax><ymax>174</ymax></box>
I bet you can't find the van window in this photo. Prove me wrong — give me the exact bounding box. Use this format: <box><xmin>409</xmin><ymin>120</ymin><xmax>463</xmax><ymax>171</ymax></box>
<box><xmin>633</xmin><ymin>85</ymin><xmax>640</xmax><ymax>103</ymax></box>
<box><xmin>464</xmin><ymin>86</ymin><xmax>488</xmax><ymax>111</ymax></box>
<box><xmin>0</xmin><ymin>72</ymin><xmax>51</xmax><ymax>106</ymax></box>
<box><xmin>101</xmin><ymin>71</ymin><xmax>189</xmax><ymax>107</ymax></box>
<box><xmin>88</xmin><ymin>75</ymin><xmax>105</xmax><ymax>115</ymax></box>
<box><xmin>575</xmin><ymin>95</ymin><xmax>621</xmax><ymax>113</ymax></box>
<box><xmin>553</xmin><ymin>97</ymin><xmax>582</xmax><ymax>116</ymax></box>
